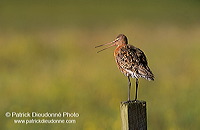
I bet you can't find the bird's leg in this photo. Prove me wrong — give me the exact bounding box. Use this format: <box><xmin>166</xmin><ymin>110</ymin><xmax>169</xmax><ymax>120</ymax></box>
<box><xmin>127</xmin><ymin>76</ymin><xmax>131</xmax><ymax>101</ymax></box>
<box><xmin>134</xmin><ymin>78</ymin><xmax>139</xmax><ymax>101</ymax></box>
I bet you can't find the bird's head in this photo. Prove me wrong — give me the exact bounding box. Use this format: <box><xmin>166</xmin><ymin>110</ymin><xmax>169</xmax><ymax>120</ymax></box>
<box><xmin>95</xmin><ymin>34</ymin><xmax>128</xmax><ymax>53</ymax></box>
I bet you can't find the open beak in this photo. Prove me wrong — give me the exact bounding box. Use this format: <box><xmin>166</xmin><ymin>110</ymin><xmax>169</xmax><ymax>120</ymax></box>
<box><xmin>95</xmin><ymin>38</ymin><xmax>119</xmax><ymax>53</ymax></box>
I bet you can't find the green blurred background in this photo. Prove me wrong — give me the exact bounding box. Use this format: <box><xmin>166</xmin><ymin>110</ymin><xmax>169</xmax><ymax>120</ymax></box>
<box><xmin>1</xmin><ymin>0</ymin><xmax>200</xmax><ymax>129</ymax></box>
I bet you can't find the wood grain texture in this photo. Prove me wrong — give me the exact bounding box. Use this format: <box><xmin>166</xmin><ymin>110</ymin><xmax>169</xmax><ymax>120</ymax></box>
<box><xmin>120</xmin><ymin>100</ymin><xmax>147</xmax><ymax>130</ymax></box>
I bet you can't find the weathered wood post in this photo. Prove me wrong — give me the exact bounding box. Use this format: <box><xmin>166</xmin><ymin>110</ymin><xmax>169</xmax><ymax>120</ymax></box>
<box><xmin>120</xmin><ymin>100</ymin><xmax>147</xmax><ymax>130</ymax></box>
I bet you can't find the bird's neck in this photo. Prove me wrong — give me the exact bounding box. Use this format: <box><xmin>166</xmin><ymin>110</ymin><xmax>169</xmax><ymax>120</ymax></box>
<box><xmin>114</xmin><ymin>45</ymin><xmax>124</xmax><ymax>56</ymax></box>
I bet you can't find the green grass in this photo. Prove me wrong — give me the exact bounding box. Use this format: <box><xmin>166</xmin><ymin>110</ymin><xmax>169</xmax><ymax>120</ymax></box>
<box><xmin>1</xmin><ymin>0</ymin><xmax>200</xmax><ymax>30</ymax></box>
<box><xmin>1</xmin><ymin>1</ymin><xmax>200</xmax><ymax>130</ymax></box>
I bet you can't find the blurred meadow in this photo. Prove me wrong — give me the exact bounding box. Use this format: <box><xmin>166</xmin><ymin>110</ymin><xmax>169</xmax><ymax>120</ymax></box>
<box><xmin>1</xmin><ymin>0</ymin><xmax>200</xmax><ymax>129</ymax></box>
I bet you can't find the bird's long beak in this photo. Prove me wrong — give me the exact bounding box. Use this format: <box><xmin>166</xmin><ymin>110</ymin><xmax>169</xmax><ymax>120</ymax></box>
<box><xmin>95</xmin><ymin>38</ymin><xmax>119</xmax><ymax>53</ymax></box>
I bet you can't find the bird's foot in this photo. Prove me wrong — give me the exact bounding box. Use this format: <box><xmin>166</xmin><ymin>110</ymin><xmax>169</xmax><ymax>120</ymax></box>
<box><xmin>133</xmin><ymin>99</ymin><xmax>139</xmax><ymax>103</ymax></box>
<box><xmin>121</xmin><ymin>100</ymin><xmax>131</xmax><ymax>104</ymax></box>
<box><xmin>121</xmin><ymin>100</ymin><xmax>139</xmax><ymax>104</ymax></box>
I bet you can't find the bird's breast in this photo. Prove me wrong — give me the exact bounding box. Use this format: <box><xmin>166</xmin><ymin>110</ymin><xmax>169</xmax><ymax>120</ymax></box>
<box><xmin>114</xmin><ymin>45</ymin><xmax>133</xmax><ymax>75</ymax></box>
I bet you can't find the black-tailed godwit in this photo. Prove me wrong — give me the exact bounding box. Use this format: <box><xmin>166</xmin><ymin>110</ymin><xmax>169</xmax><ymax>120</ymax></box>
<box><xmin>95</xmin><ymin>34</ymin><xmax>154</xmax><ymax>101</ymax></box>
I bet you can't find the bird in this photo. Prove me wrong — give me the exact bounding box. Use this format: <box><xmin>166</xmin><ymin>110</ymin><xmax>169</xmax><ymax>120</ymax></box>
<box><xmin>95</xmin><ymin>34</ymin><xmax>154</xmax><ymax>101</ymax></box>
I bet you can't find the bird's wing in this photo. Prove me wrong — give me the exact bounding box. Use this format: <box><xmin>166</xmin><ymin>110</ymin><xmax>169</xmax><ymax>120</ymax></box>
<box><xmin>115</xmin><ymin>44</ymin><xmax>154</xmax><ymax>80</ymax></box>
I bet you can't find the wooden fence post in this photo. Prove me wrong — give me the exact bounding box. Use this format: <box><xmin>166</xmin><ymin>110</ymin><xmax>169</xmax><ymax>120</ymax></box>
<box><xmin>120</xmin><ymin>100</ymin><xmax>147</xmax><ymax>130</ymax></box>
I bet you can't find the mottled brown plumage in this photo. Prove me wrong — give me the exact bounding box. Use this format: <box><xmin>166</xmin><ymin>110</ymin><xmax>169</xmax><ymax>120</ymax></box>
<box><xmin>95</xmin><ymin>34</ymin><xmax>154</xmax><ymax>101</ymax></box>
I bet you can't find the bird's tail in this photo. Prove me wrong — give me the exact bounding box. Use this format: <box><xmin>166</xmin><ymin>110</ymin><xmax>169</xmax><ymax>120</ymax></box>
<box><xmin>138</xmin><ymin>65</ymin><xmax>154</xmax><ymax>81</ymax></box>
